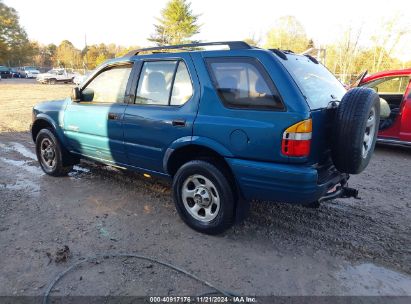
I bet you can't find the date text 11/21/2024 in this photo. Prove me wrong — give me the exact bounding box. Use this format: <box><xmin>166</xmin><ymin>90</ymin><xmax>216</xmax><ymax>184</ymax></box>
<box><xmin>149</xmin><ymin>296</ymin><xmax>257</xmax><ymax>303</ymax></box>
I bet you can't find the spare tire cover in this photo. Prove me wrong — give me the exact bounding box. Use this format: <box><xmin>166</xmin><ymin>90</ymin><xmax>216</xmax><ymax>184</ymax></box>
<box><xmin>332</xmin><ymin>88</ymin><xmax>380</xmax><ymax>174</ymax></box>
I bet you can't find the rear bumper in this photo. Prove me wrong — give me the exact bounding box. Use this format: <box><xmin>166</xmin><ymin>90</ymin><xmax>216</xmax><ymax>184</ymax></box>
<box><xmin>226</xmin><ymin>158</ymin><xmax>347</xmax><ymax>204</ymax></box>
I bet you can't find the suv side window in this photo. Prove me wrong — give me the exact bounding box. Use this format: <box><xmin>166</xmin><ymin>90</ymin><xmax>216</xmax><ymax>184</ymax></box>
<box><xmin>171</xmin><ymin>62</ymin><xmax>193</xmax><ymax>106</ymax></box>
<box><xmin>363</xmin><ymin>76</ymin><xmax>410</xmax><ymax>94</ymax></box>
<box><xmin>206</xmin><ymin>57</ymin><xmax>283</xmax><ymax>110</ymax></box>
<box><xmin>82</xmin><ymin>65</ymin><xmax>132</xmax><ymax>103</ymax></box>
<box><xmin>135</xmin><ymin>60</ymin><xmax>193</xmax><ymax>106</ymax></box>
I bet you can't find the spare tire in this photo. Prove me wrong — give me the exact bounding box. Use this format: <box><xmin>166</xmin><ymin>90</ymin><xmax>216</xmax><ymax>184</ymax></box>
<box><xmin>332</xmin><ymin>87</ymin><xmax>380</xmax><ymax>174</ymax></box>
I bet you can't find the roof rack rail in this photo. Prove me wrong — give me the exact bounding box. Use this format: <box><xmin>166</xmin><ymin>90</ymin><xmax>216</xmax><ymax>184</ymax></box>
<box><xmin>123</xmin><ymin>41</ymin><xmax>252</xmax><ymax>57</ymax></box>
<box><xmin>269</xmin><ymin>49</ymin><xmax>287</xmax><ymax>60</ymax></box>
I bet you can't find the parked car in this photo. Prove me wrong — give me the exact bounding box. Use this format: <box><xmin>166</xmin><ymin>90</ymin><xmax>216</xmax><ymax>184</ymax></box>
<box><xmin>10</xmin><ymin>67</ymin><xmax>23</xmax><ymax>78</ymax></box>
<box><xmin>36</xmin><ymin>68</ymin><xmax>77</xmax><ymax>84</ymax></box>
<box><xmin>31</xmin><ymin>41</ymin><xmax>380</xmax><ymax>234</ymax></box>
<box><xmin>18</xmin><ymin>66</ymin><xmax>41</xmax><ymax>78</ymax></box>
<box><xmin>0</xmin><ymin>66</ymin><xmax>11</xmax><ymax>79</ymax></box>
<box><xmin>358</xmin><ymin>69</ymin><xmax>411</xmax><ymax>147</ymax></box>
<box><xmin>73</xmin><ymin>72</ymin><xmax>90</xmax><ymax>85</ymax></box>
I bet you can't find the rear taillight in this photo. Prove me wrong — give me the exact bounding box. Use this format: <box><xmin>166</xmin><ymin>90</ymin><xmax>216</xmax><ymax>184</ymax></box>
<box><xmin>281</xmin><ymin>119</ymin><xmax>312</xmax><ymax>157</ymax></box>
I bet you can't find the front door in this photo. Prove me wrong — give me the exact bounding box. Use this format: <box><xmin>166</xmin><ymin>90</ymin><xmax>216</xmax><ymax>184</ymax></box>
<box><xmin>362</xmin><ymin>75</ymin><xmax>411</xmax><ymax>141</ymax></box>
<box><xmin>123</xmin><ymin>54</ymin><xmax>200</xmax><ymax>173</ymax></box>
<box><xmin>64</xmin><ymin>63</ymin><xmax>133</xmax><ymax>164</ymax></box>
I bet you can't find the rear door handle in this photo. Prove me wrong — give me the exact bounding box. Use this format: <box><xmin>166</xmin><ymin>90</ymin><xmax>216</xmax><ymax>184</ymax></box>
<box><xmin>172</xmin><ymin>119</ymin><xmax>186</xmax><ymax>127</ymax></box>
<box><xmin>108</xmin><ymin>113</ymin><xmax>119</xmax><ymax>120</ymax></box>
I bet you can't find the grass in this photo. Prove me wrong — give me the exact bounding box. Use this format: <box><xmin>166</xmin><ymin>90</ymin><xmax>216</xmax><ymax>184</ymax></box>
<box><xmin>0</xmin><ymin>79</ymin><xmax>73</xmax><ymax>132</ymax></box>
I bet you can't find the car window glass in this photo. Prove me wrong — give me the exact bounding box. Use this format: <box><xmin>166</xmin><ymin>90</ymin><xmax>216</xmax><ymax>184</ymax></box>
<box><xmin>135</xmin><ymin>61</ymin><xmax>177</xmax><ymax>105</ymax></box>
<box><xmin>282</xmin><ymin>55</ymin><xmax>346</xmax><ymax>109</ymax></box>
<box><xmin>170</xmin><ymin>62</ymin><xmax>193</xmax><ymax>106</ymax></box>
<box><xmin>82</xmin><ymin>66</ymin><xmax>132</xmax><ymax>103</ymax></box>
<box><xmin>207</xmin><ymin>58</ymin><xmax>283</xmax><ymax>110</ymax></box>
<box><xmin>364</xmin><ymin>76</ymin><xmax>410</xmax><ymax>94</ymax></box>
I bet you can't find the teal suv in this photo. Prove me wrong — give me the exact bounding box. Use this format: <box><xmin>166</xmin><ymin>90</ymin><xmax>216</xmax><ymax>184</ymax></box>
<box><xmin>31</xmin><ymin>41</ymin><xmax>380</xmax><ymax>234</ymax></box>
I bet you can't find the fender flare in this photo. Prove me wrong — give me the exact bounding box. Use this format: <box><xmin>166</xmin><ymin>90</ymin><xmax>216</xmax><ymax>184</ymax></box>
<box><xmin>162</xmin><ymin>136</ymin><xmax>234</xmax><ymax>173</ymax></box>
<box><xmin>32</xmin><ymin>114</ymin><xmax>69</xmax><ymax>147</ymax></box>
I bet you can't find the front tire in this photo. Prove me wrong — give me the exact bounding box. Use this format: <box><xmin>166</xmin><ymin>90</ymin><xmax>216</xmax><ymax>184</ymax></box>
<box><xmin>173</xmin><ymin>160</ymin><xmax>235</xmax><ymax>234</ymax></box>
<box><xmin>35</xmin><ymin>129</ymin><xmax>72</xmax><ymax>176</ymax></box>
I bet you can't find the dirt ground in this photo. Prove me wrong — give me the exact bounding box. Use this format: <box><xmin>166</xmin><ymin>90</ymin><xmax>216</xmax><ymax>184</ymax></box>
<box><xmin>0</xmin><ymin>79</ymin><xmax>410</xmax><ymax>298</ymax></box>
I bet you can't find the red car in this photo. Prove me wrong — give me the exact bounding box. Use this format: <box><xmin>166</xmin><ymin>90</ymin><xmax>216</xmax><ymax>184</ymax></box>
<box><xmin>358</xmin><ymin>68</ymin><xmax>411</xmax><ymax>147</ymax></box>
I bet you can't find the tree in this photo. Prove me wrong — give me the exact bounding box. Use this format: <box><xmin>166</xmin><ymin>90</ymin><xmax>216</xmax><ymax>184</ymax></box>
<box><xmin>265</xmin><ymin>16</ymin><xmax>310</xmax><ymax>53</ymax></box>
<box><xmin>55</xmin><ymin>40</ymin><xmax>81</xmax><ymax>68</ymax></box>
<box><xmin>95</xmin><ymin>53</ymin><xmax>108</xmax><ymax>67</ymax></box>
<box><xmin>0</xmin><ymin>0</ymin><xmax>32</xmax><ymax>65</ymax></box>
<box><xmin>326</xmin><ymin>25</ymin><xmax>363</xmax><ymax>83</ymax></box>
<box><xmin>369</xmin><ymin>15</ymin><xmax>409</xmax><ymax>72</ymax></box>
<box><xmin>149</xmin><ymin>0</ymin><xmax>200</xmax><ymax>46</ymax></box>
<box><xmin>243</xmin><ymin>35</ymin><xmax>261</xmax><ymax>47</ymax></box>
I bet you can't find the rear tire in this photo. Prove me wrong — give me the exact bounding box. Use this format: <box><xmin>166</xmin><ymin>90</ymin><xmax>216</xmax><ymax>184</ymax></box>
<box><xmin>35</xmin><ymin>129</ymin><xmax>73</xmax><ymax>176</ymax></box>
<box><xmin>332</xmin><ymin>88</ymin><xmax>380</xmax><ymax>174</ymax></box>
<box><xmin>173</xmin><ymin>160</ymin><xmax>235</xmax><ymax>234</ymax></box>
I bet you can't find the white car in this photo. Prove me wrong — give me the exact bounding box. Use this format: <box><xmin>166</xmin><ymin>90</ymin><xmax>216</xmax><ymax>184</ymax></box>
<box><xmin>19</xmin><ymin>66</ymin><xmax>40</xmax><ymax>78</ymax></box>
<box><xmin>36</xmin><ymin>69</ymin><xmax>76</xmax><ymax>84</ymax></box>
<box><xmin>73</xmin><ymin>73</ymin><xmax>89</xmax><ymax>86</ymax></box>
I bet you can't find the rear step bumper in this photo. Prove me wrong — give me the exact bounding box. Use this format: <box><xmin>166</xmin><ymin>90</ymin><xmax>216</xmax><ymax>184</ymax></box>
<box><xmin>226</xmin><ymin>157</ymin><xmax>351</xmax><ymax>204</ymax></box>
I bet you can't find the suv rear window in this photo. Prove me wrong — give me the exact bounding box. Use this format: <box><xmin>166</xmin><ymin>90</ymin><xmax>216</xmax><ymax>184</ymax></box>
<box><xmin>206</xmin><ymin>57</ymin><xmax>283</xmax><ymax>110</ymax></box>
<box><xmin>282</xmin><ymin>54</ymin><xmax>346</xmax><ymax>109</ymax></box>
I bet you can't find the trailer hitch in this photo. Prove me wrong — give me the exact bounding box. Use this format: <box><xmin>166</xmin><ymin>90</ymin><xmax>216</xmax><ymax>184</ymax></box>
<box><xmin>341</xmin><ymin>186</ymin><xmax>359</xmax><ymax>199</ymax></box>
<box><xmin>318</xmin><ymin>184</ymin><xmax>359</xmax><ymax>203</ymax></box>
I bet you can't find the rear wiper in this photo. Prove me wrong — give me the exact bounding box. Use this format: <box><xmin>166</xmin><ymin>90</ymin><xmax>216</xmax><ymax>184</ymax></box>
<box><xmin>327</xmin><ymin>96</ymin><xmax>340</xmax><ymax>109</ymax></box>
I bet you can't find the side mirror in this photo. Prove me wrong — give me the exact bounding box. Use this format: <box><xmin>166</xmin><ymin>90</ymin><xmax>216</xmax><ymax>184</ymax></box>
<box><xmin>71</xmin><ymin>87</ymin><xmax>81</xmax><ymax>102</ymax></box>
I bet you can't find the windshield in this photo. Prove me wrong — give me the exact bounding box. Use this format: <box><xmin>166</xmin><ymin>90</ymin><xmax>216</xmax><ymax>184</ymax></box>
<box><xmin>25</xmin><ymin>67</ymin><xmax>37</xmax><ymax>71</ymax></box>
<box><xmin>281</xmin><ymin>54</ymin><xmax>346</xmax><ymax>109</ymax></box>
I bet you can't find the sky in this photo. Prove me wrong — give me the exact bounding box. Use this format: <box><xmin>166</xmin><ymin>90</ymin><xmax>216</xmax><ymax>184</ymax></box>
<box><xmin>4</xmin><ymin>0</ymin><xmax>411</xmax><ymax>61</ymax></box>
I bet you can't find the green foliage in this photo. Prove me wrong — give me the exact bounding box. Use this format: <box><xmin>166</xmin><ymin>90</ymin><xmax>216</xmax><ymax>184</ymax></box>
<box><xmin>55</xmin><ymin>40</ymin><xmax>82</xmax><ymax>68</ymax></box>
<box><xmin>95</xmin><ymin>53</ymin><xmax>108</xmax><ymax>67</ymax></box>
<box><xmin>243</xmin><ymin>36</ymin><xmax>260</xmax><ymax>47</ymax></box>
<box><xmin>149</xmin><ymin>0</ymin><xmax>200</xmax><ymax>46</ymax></box>
<box><xmin>326</xmin><ymin>17</ymin><xmax>410</xmax><ymax>83</ymax></box>
<box><xmin>0</xmin><ymin>0</ymin><xmax>32</xmax><ymax>65</ymax></box>
<box><xmin>265</xmin><ymin>16</ymin><xmax>310</xmax><ymax>53</ymax></box>
<box><xmin>31</xmin><ymin>42</ymin><xmax>56</xmax><ymax>67</ymax></box>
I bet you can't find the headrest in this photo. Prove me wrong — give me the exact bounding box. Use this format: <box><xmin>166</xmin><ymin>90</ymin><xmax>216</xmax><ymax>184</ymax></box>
<box><xmin>145</xmin><ymin>72</ymin><xmax>166</xmax><ymax>92</ymax></box>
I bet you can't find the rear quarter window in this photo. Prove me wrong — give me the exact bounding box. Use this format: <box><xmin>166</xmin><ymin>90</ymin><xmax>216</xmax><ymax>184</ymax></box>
<box><xmin>206</xmin><ymin>57</ymin><xmax>284</xmax><ymax>110</ymax></box>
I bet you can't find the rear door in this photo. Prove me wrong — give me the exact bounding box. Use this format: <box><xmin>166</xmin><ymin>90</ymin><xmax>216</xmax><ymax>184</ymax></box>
<box><xmin>122</xmin><ymin>53</ymin><xmax>200</xmax><ymax>173</ymax></box>
<box><xmin>63</xmin><ymin>63</ymin><xmax>133</xmax><ymax>164</ymax></box>
<box><xmin>190</xmin><ymin>50</ymin><xmax>308</xmax><ymax>165</ymax></box>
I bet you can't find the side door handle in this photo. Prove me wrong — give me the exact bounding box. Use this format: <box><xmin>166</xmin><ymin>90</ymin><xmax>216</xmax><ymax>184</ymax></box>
<box><xmin>172</xmin><ymin>119</ymin><xmax>186</xmax><ymax>127</ymax></box>
<box><xmin>108</xmin><ymin>112</ymin><xmax>120</xmax><ymax>120</ymax></box>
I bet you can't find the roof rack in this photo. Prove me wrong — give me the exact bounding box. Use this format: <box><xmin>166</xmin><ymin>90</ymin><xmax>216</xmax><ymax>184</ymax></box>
<box><xmin>123</xmin><ymin>41</ymin><xmax>252</xmax><ymax>57</ymax></box>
